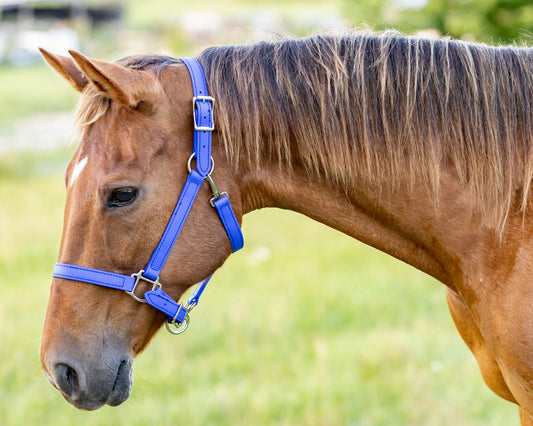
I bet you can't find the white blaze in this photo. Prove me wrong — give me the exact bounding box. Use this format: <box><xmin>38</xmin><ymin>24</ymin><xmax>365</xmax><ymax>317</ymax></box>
<box><xmin>69</xmin><ymin>156</ymin><xmax>88</xmax><ymax>188</ymax></box>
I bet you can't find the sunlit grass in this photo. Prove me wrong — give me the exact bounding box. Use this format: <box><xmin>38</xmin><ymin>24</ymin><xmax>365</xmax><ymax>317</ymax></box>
<box><xmin>0</xmin><ymin>65</ymin><xmax>79</xmax><ymax>127</ymax></box>
<box><xmin>0</xmin><ymin>150</ymin><xmax>518</xmax><ymax>425</ymax></box>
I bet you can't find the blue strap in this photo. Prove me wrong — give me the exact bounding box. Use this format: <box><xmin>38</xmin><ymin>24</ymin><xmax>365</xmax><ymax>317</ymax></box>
<box><xmin>181</xmin><ymin>57</ymin><xmax>213</xmax><ymax>177</ymax></box>
<box><xmin>143</xmin><ymin>170</ymin><xmax>204</xmax><ymax>281</ymax></box>
<box><xmin>186</xmin><ymin>274</ymin><xmax>211</xmax><ymax>306</ymax></box>
<box><xmin>145</xmin><ymin>288</ymin><xmax>188</xmax><ymax>322</ymax></box>
<box><xmin>213</xmin><ymin>195</ymin><xmax>244</xmax><ymax>252</ymax></box>
<box><xmin>53</xmin><ymin>263</ymin><xmax>136</xmax><ymax>291</ymax></box>
<box><xmin>53</xmin><ymin>262</ymin><xmax>201</xmax><ymax>325</ymax></box>
<box><xmin>144</xmin><ymin>275</ymin><xmax>212</xmax><ymax>322</ymax></box>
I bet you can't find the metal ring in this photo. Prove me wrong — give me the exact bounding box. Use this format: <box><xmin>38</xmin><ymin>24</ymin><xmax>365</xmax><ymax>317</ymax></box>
<box><xmin>187</xmin><ymin>153</ymin><xmax>214</xmax><ymax>175</ymax></box>
<box><xmin>166</xmin><ymin>315</ymin><xmax>190</xmax><ymax>335</ymax></box>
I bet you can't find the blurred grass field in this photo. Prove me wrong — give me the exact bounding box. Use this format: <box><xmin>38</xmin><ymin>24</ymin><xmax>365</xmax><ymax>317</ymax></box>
<box><xmin>0</xmin><ymin>7</ymin><xmax>523</xmax><ymax>422</ymax></box>
<box><xmin>0</xmin><ymin>147</ymin><xmax>519</xmax><ymax>425</ymax></box>
<box><xmin>0</xmin><ymin>65</ymin><xmax>78</xmax><ymax>127</ymax></box>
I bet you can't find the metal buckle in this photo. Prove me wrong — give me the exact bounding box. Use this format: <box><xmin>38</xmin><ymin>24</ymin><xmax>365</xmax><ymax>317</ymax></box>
<box><xmin>127</xmin><ymin>270</ymin><xmax>162</xmax><ymax>303</ymax></box>
<box><xmin>192</xmin><ymin>96</ymin><xmax>215</xmax><ymax>131</ymax></box>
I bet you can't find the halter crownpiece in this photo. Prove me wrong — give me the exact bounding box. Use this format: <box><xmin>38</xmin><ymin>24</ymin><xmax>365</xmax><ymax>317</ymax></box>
<box><xmin>53</xmin><ymin>57</ymin><xmax>244</xmax><ymax>334</ymax></box>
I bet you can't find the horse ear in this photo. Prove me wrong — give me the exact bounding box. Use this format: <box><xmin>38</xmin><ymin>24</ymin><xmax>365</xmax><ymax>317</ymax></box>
<box><xmin>39</xmin><ymin>47</ymin><xmax>88</xmax><ymax>92</ymax></box>
<box><xmin>68</xmin><ymin>50</ymin><xmax>158</xmax><ymax>109</ymax></box>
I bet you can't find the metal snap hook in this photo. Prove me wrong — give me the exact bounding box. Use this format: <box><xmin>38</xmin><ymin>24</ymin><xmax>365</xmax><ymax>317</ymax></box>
<box><xmin>205</xmin><ymin>174</ymin><xmax>228</xmax><ymax>207</ymax></box>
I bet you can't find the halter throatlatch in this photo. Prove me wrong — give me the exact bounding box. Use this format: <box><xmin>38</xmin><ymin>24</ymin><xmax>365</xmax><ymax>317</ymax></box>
<box><xmin>52</xmin><ymin>57</ymin><xmax>244</xmax><ymax>335</ymax></box>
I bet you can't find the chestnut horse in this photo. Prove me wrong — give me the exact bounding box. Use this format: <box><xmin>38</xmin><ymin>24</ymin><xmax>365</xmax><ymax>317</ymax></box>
<box><xmin>40</xmin><ymin>33</ymin><xmax>533</xmax><ymax>422</ymax></box>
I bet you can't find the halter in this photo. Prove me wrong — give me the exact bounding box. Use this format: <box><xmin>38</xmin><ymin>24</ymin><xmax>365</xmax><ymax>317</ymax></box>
<box><xmin>52</xmin><ymin>57</ymin><xmax>244</xmax><ymax>335</ymax></box>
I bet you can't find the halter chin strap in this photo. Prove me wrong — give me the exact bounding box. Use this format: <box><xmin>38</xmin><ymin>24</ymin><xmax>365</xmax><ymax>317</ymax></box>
<box><xmin>53</xmin><ymin>57</ymin><xmax>244</xmax><ymax>335</ymax></box>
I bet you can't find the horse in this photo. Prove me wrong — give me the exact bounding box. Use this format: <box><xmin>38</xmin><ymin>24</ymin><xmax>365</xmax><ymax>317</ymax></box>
<box><xmin>39</xmin><ymin>32</ymin><xmax>533</xmax><ymax>423</ymax></box>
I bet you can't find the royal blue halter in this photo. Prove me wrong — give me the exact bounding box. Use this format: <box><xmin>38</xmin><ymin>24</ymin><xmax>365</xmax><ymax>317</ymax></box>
<box><xmin>52</xmin><ymin>57</ymin><xmax>244</xmax><ymax>334</ymax></box>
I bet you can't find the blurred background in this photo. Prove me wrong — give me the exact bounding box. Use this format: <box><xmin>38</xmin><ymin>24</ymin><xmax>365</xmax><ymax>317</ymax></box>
<box><xmin>0</xmin><ymin>0</ymin><xmax>532</xmax><ymax>425</ymax></box>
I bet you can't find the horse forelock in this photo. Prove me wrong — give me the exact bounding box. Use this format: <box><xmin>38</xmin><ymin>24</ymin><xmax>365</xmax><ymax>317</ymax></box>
<box><xmin>199</xmin><ymin>32</ymin><xmax>533</xmax><ymax>232</ymax></box>
<box><xmin>72</xmin><ymin>55</ymin><xmax>180</xmax><ymax>137</ymax></box>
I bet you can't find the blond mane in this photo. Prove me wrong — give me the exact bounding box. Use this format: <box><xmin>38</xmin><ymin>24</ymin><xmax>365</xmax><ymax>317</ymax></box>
<box><xmin>75</xmin><ymin>33</ymin><xmax>533</xmax><ymax>229</ymax></box>
<box><xmin>199</xmin><ymin>33</ymin><xmax>533</xmax><ymax>229</ymax></box>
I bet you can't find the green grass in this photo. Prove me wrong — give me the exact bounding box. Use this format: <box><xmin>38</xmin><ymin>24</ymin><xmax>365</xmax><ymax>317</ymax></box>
<box><xmin>0</xmin><ymin>150</ymin><xmax>519</xmax><ymax>425</ymax></box>
<box><xmin>0</xmin><ymin>64</ymin><xmax>79</xmax><ymax>127</ymax></box>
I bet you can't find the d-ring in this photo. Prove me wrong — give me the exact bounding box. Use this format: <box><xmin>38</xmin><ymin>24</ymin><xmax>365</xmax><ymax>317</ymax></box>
<box><xmin>166</xmin><ymin>315</ymin><xmax>190</xmax><ymax>335</ymax></box>
<box><xmin>187</xmin><ymin>153</ymin><xmax>214</xmax><ymax>175</ymax></box>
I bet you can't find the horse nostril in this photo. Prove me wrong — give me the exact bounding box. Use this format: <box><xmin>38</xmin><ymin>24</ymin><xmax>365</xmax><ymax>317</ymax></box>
<box><xmin>55</xmin><ymin>363</ymin><xmax>79</xmax><ymax>398</ymax></box>
<box><xmin>107</xmin><ymin>358</ymin><xmax>133</xmax><ymax>406</ymax></box>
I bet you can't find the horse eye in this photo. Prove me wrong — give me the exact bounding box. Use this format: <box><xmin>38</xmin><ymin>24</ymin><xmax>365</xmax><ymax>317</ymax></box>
<box><xmin>107</xmin><ymin>188</ymin><xmax>138</xmax><ymax>208</ymax></box>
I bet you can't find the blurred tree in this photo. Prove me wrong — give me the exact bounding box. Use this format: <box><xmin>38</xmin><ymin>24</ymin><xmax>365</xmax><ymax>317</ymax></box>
<box><xmin>421</xmin><ymin>0</ymin><xmax>533</xmax><ymax>43</ymax></box>
<box><xmin>343</xmin><ymin>0</ymin><xmax>389</xmax><ymax>27</ymax></box>
<box><xmin>343</xmin><ymin>0</ymin><xmax>533</xmax><ymax>44</ymax></box>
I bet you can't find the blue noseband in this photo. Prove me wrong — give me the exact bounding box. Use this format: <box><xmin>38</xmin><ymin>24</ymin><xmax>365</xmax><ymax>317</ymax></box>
<box><xmin>52</xmin><ymin>57</ymin><xmax>244</xmax><ymax>334</ymax></box>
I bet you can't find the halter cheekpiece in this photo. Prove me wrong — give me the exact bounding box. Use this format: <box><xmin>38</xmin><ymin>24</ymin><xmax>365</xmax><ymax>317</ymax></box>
<box><xmin>52</xmin><ymin>57</ymin><xmax>244</xmax><ymax>334</ymax></box>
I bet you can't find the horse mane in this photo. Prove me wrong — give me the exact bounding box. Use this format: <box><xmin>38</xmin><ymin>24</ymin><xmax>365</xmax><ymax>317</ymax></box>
<box><xmin>198</xmin><ymin>33</ymin><xmax>533</xmax><ymax>229</ymax></box>
<box><xmin>75</xmin><ymin>33</ymin><xmax>533</xmax><ymax>230</ymax></box>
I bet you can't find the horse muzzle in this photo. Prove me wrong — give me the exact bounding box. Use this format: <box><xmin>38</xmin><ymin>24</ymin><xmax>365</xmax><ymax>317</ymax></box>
<box><xmin>43</xmin><ymin>350</ymin><xmax>133</xmax><ymax>410</ymax></box>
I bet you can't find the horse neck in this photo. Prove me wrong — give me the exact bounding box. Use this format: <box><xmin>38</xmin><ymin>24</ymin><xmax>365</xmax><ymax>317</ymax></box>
<box><xmin>237</xmin><ymin>161</ymin><xmax>512</xmax><ymax>291</ymax></box>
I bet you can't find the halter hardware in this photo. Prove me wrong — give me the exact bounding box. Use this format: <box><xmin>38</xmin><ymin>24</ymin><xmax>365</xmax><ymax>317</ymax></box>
<box><xmin>167</xmin><ymin>305</ymin><xmax>190</xmax><ymax>335</ymax></box>
<box><xmin>127</xmin><ymin>270</ymin><xmax>161</xmax><ymax>304</ymax></box>
<box><xmin>165</xmin><ymin>273</ymin><xmax>211</xmax><ymax>334</ymax></box>
<box><xmin>192</xmin><ymin>95</ymin><xmax>215</xmax><ymax>131</ymax></box>
<box><xmin>52</xmin><ymin>57</ymin><xmax>244</xmax><ymax>335</ymax></box>
<box><xmin>206</xmin><ymin>174</ymin><xmax>228</xmax><ymax>207</ymax></box>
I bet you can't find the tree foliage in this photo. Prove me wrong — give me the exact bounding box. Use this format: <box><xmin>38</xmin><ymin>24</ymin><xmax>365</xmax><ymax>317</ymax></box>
<box><xmin>343</xmin><ymin>0</ymin><xmax>533</xmax><ymax>45</ymax></box>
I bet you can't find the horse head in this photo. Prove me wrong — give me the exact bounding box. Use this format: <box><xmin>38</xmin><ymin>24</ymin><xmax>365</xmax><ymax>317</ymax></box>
<box><xmin>39</xmin><ymin>49</ymin><xmax>242</xmax><ymax>409</ymax></box>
